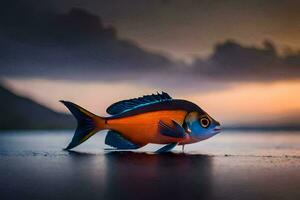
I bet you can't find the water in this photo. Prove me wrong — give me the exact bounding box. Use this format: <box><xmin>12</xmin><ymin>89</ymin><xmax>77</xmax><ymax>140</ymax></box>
<box><xmin>0</xmin><ymin>130</ymin><xmax>300</xmax><ymax>200</ymax></box>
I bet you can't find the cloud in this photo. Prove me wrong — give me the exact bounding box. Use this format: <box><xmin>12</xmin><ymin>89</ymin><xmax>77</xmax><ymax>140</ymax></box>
<box><xmin>0</xmin><ymin>3</ymin><xmax>299</xmax><ymax>87</ymax></box>
<box><xmin>190</xmin><ymin>40</ymin><xmax>300</xmax><ymax>82</ymax></box>
<box><xmin>0</xmin><ymin>6</ymin><xmax>174</xmax><ymax>81</ymax></box>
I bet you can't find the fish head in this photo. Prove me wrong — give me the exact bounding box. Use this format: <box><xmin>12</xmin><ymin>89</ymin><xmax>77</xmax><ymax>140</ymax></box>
<box><xmin>184</xmin><ymin>111</ymin><xmax>221</xmax><ymax>140</ymax></box>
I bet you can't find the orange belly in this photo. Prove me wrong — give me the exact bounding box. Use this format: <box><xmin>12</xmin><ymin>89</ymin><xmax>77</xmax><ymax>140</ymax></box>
<box><xmin>106</xmin><ymin>110</ymin><xmax>188</xmax><ymax>145</ymax></box>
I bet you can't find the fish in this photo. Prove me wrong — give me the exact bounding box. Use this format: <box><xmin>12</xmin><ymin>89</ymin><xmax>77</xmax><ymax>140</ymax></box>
<box><xmin>61</xmin><ymin>92</ymin><xmax>221</xmax><ymax>153</ymax></box>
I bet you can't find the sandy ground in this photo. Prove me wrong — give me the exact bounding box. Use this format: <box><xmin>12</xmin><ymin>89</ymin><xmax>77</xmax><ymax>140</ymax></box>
<box><xmin>0</xmin><ymin>131</ymin><xmax>300</xmax><ymax>200</ymax></box>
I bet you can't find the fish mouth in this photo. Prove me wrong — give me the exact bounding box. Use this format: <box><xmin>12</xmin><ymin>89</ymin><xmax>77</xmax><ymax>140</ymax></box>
<box><xmin>213</xmin><ymin>126</ymin><xmax>221</xmax><ymax>134</ymax></box>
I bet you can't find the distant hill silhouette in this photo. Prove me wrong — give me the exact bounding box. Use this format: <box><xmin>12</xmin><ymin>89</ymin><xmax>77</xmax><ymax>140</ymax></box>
<box><xmin>0</xmin><ymin>84</ymin><xmax>74</xmax><ymax>130</ymax></box>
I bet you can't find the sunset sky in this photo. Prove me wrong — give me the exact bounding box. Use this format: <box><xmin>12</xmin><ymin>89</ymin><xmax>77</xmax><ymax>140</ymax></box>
<box><xmin>0</xmin><ymin>0</ymin><xmax>299</xmax><ymax>126</ymax></box>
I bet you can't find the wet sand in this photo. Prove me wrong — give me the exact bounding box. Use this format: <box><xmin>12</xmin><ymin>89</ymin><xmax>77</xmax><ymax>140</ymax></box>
<box><xmin>0</xmin><ymin>131</ymin><xmax>300</xmax><ymax>200</ymax></box>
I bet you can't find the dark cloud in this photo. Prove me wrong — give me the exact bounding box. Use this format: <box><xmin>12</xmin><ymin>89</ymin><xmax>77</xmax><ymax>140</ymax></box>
<box><xmin>52</xmin><ymin>0</ymin><xmax>299</xmax><ymax>59</ymax></box>
<box><xmin>0</xmin><ymin>4</ymin><xmax>174</xmax><ymax>81</ymax></box>
<box><xmin>191</xmin><ymin>40</ymin><xmax>300</xmax><ymax>82</ymax></box>
<box><xmin>0</xmin><ymin>2</ymin><xmax>299</xmax><ymax>86</ymax></box>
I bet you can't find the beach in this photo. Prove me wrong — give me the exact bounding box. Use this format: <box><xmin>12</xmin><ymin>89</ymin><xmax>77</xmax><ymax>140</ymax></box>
<box><xmin>0</xmin><ymin>131</ymin><xmax>300</xmax><ymax>200</ymax></box>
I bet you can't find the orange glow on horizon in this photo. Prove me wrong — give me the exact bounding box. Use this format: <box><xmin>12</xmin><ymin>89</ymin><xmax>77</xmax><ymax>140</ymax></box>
<box><xmin>3</xmin><ymin>79</ymin><xmax>300</xmax><ymax>126</ymax></box>
<box><xmin>185</xmin><ymin>81</ymin><xmax>300</xmax><ymax>125</ymax></box>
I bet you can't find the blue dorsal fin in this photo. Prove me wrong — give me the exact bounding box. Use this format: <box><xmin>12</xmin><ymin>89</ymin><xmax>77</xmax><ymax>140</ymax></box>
<box><xmin>106</xmin><ymin>92</ymin><xmax>172</xmax><ymax>115</ymax></box>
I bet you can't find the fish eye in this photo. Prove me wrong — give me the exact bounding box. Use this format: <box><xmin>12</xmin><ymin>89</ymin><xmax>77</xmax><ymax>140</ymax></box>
<box><xmin>200</xmin><ymin>117</ymin><xmax>210</xmax><ymax>128</ymax></box>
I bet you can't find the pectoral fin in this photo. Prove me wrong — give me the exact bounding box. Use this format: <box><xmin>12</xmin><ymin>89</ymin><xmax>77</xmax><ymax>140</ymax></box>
<box><xmin>156</xmin><ymin>143</ymin><xmax>178</xmax><ymax>153</ymax></box>
<box><xmin>158</xmin><ymin>119</ymin><xmax>186</xmax><ymax>138</ymax></box>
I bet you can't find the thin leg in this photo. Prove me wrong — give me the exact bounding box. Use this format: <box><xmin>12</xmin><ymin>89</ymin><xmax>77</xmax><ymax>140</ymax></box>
<box><xmin>182</xmin><ymin>144</ymin><xmax>185</xmax><ymax>152</ymax></box>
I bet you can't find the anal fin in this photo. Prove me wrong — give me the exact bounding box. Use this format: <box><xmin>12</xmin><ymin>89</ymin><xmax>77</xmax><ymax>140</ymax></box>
<box><xmin>105</xmin><ymin>130</ymin><xmax>140</xmax><ymax>149</ymax></box>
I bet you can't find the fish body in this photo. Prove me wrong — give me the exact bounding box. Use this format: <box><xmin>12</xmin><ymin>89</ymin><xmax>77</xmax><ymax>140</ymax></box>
<box><xmin>61</xmin><ymin>92</ymin><xmax>221</xmax><ymax>152</ymax></box>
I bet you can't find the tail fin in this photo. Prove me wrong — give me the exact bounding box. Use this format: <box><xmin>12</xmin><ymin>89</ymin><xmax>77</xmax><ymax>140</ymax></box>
<box><xmin>60</xmin><ymin>100</ymin><xmax>105</xmax><ymax>150</ymax></box>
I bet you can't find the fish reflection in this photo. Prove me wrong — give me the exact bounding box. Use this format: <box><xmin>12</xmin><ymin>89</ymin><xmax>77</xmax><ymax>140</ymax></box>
<box><xmin>103</xmin><ymin>152</ymin><xmax>213</xmax><ymax>200</ymax></box>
